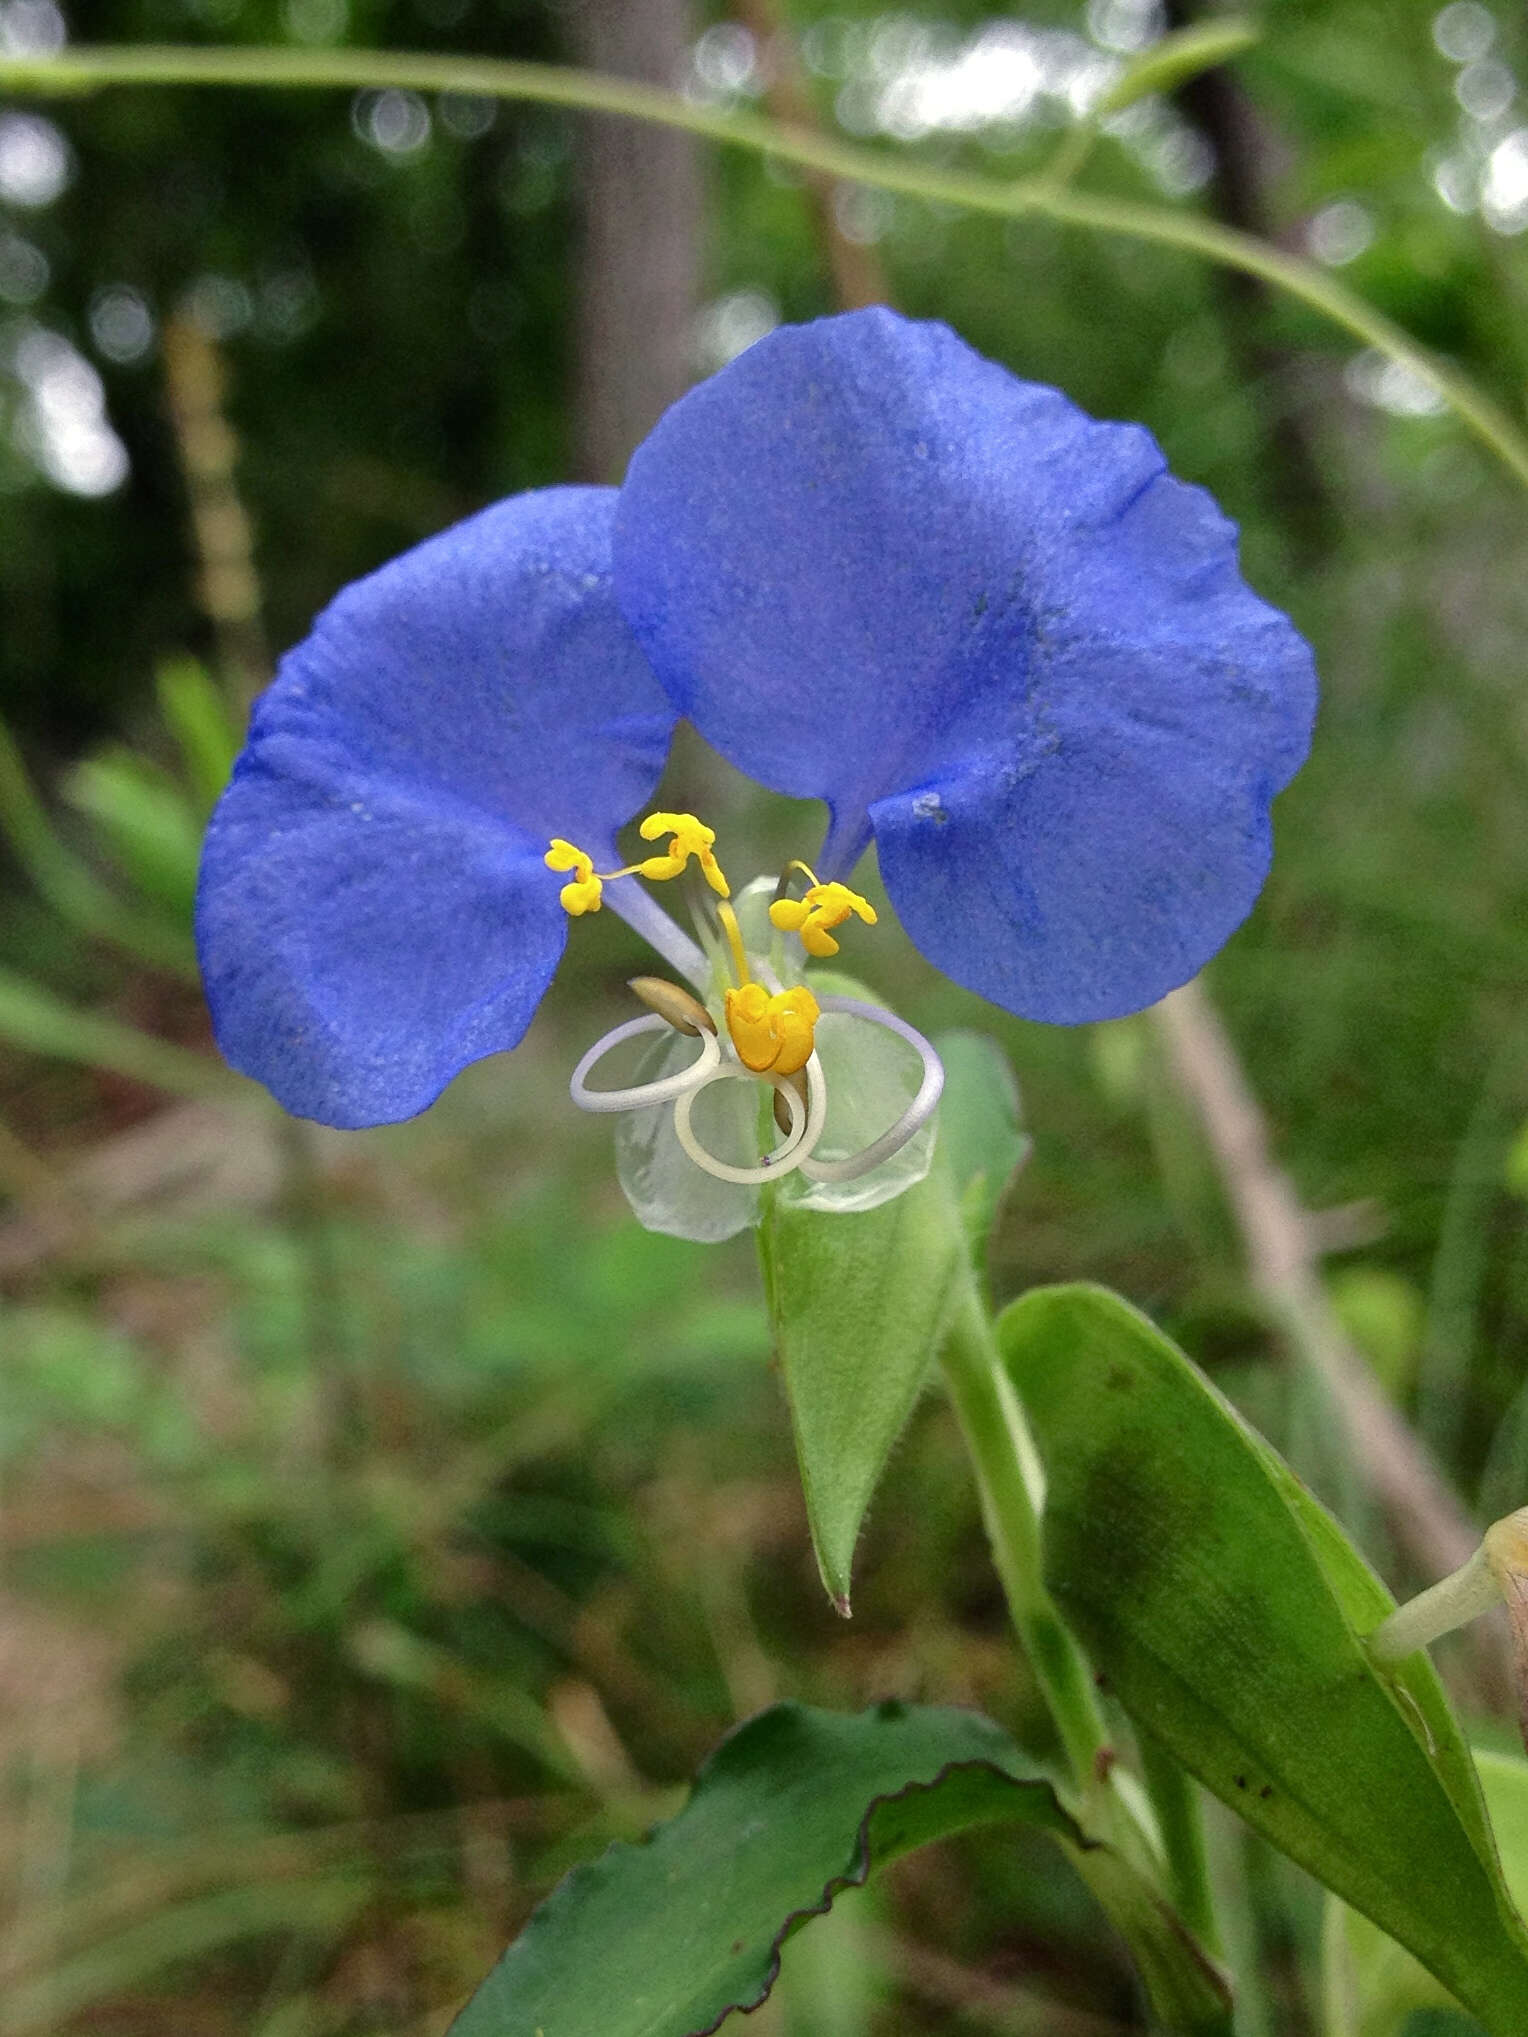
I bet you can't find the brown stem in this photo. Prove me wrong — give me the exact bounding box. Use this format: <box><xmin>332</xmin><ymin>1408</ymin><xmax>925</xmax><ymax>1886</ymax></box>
<box><xmin>1162</xmin><ymin>0</ymin><xmax>1336</xmax><ymax>569</ymax></box>
<box><xmin>564</xmin><ymin>0</ymin><xmax>704</xmax><ymax>481</ymax></box>
<box><xmin>1152</xmin><ymin>978</ymin><xmax>1511</xmax><ymax>1704</ymax></box>
<box><xmin>161</xmin><ymin>315</ymin><xmax>269</xmax><ymax>708</ymax></box>
<box><xmin>730</xmin><ymin>0</ymin><xmax>888</xmax><ymax>310</ymax></box>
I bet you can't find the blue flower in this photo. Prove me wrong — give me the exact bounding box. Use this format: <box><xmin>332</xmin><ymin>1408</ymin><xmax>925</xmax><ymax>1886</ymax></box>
<box><xmin>197</xmin><ymin>488</ymin><xmax>680</xmax><ymax>1129</ymax></box>
<box><xmin>197</xmin><ymin>307</ymin><xmax>1316</xmax><ymax>1186</ymax></box>
<box><xmin>613</xmin><ymin>310</ymin><xmax>1315</xmax><ymax>1028</ymax></box>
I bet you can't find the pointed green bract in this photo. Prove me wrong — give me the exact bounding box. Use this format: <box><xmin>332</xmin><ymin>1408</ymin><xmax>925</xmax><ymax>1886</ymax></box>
<box><xmin>446</xmin><ymin>1701</ymin><xmax>1082</xmax><ymax>2037</ymax></box>
<box><xmin>759</xmin><ymin>1163</ymin><xmax>966</xmax><ymax>1611</ymax></box>
<box><xmin>999</xmin><ymin>1284</ymin><xmax>1528</xmax><ymax>2037</ymax></box>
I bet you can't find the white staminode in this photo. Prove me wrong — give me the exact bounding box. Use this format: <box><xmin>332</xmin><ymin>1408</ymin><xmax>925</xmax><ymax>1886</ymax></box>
<box><xmin>570</xmin><ymin>1013</ymin><xmax>721</xmax><ymax>1112</ymax></box>
<box><xmin>801</xmin><ymin>997</ymin><xmax>944</xmax><ymax>1184</ymax></box>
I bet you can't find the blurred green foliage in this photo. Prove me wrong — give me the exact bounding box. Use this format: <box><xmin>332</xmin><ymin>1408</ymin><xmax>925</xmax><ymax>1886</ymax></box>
<box><xmin>4</xmin><ymin>0</ymin><xmax>1528</xmax><ymax>2027</ymax></box>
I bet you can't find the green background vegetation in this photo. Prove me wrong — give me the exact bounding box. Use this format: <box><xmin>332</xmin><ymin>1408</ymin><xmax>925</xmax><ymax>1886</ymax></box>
<box><xmin>2</xmin><ymin>0</ymin><xmax>1528</xmax><ymax>2029</ymax></box>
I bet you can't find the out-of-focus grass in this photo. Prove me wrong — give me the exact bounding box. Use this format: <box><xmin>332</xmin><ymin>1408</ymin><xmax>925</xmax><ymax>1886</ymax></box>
<box><xmin>3</xmin><ymin>4</ymin><xmax>1528</xmax><ymax>2025</ymax></box>
<box><xmin>0</xmin><ymin>1046</ymin><xmax>1131</xmax><ymax>2032</ymax></box>
<box><xmin>4</xmin><ymin>452</ymin><xmax>1528</xmax><ymax>2026</ymax></box>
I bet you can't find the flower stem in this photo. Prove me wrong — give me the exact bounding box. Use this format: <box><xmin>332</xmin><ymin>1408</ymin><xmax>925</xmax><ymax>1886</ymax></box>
<box><xmin>938</xmin><ymin>1283</ymin><xmax>1109</xmax><ymax>1793</ymax></box>
<box><xmin>1367</xmin><ymin>1541</ymin><xmax>1499</xmax><ymax>1664</ymax></box>
<box><xmin>7</xmin><ymin>44</ymin><xmax>1528</xmax><ymax>490</ymax></box>
<box><xmin>1138</xmin><ymin>1731</ymin><xmax>1219</xmax><ymax>1953</ymax></box>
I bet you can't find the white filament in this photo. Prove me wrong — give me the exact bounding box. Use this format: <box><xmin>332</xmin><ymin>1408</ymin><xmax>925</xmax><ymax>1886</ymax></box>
<box><xmin>602</xmin><ymin>876</ymin><xmax>710</xmax><ymax>991</ymax></box>
<box><xmin>799</xmin><ymin>996</ymin><xmax>945</xmax><ymax>1184</ymax></box>
<box><xmin>672</xmin><ymin>1051</ymin><xmax>829</xmax><ymax>1186</ymax></box>
<box><xmin>570</xmin><ymin>1013</ymin><xmax>720</xmax><ymax>1113</ymax></box>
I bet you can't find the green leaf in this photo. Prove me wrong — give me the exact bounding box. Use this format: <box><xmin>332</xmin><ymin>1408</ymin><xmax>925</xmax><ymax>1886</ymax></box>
<box><xmin>759</xmin><ymin>1160</ymin><xmax>966</xmax><ymax>1611</ymax></box>
<box><xmin>448</xmin><ymin>1700</ymin><xmax>1082</xmax><ymax>2037</ymax></box>
<box><xmin>156</xmin><ymin>656</ymin><xmax>240</xmax><ymax>819</ymax></box>
<box><xmin>0</xmin><ymin>716</ymin><xmax>196</xmax><ymax>978</ymax></box>
<box><xmin>0</xmin><ymin>967</ymin><xmax>244</xmax><ymax>1100</ymax></box>
<box><xmin>1</xmin><ymin>1880</ymin><xmax>370</xmax><ymax>2037</ymax></box>
<box><xmin>1327</xmin><ymin>1750</ymin><xmax>1528</xmax><ymax>2037</ymax></box>
<box><xmin>347</xmin><ymin>1621</ymin><xmax>581</xmax><ymax>1785</ymax></box>
<box><xmin>63</xmin><ymin>749</ymin><xmax>204</xmax><ymax>922</ymax></box>
<box><xmin>1096</xmin><ymin>19</ymin><xmax>1260</xmax><ymax>117</ymax></box>
<box><xmin>931</xmin><ymin>1030</ymin><xmax>1030</xmax><ymax>1265</ymax></box>
<box><xmin>1067</xmin><ymin>1837</ymin><xmax>1231</xmax><ymax>2037</ymax></box>
<box><xmin>1000</xmin><ymin>1285</ymin><xmax>1528</xmax><ymax>2037</ymax></box>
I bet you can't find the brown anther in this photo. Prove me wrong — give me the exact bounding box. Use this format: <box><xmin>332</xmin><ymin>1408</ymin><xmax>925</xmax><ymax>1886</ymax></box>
<box><xmin>628</xmin><ymin>977</ymin><xmax>716</xmax><ymax>1037</ymax></box>
<box><xmin>772</xmin><ymin>1067</ymin><xmax>809</xmax><ymax>1136</ymax></box>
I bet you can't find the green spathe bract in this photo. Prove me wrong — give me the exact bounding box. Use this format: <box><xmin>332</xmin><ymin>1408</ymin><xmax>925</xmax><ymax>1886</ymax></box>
<box><xmin>759</xmin><ymin>1156</ymin><xmax>966</xmax><ymax>1614</ymax></box>
<box><xmin>757</xmin><ymin>1019</ymin><xmax>1032</xmax><ymax>1611</ymax></box>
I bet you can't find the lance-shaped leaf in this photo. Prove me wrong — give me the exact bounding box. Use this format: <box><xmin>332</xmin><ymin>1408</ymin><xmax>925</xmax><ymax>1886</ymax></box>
<box><xmin>446</xmin><ymin>1699</ymin><xmax>1225</xmax><ymax>2037</ymax></box>
<box><xmin>0</xmin><ymin>967</ymin><xmax>248</xmax><ymax>1100</ymax></box>
<box><xmin>759</xmin><ymin>1162</ymin><xmax>967</xmax><ymax>1612</ymax></box>
<box><xmin>1000</xmin><ymin>1283</ymin><xmax>1528</xmax><ymax>2037</ymax></box>
<box><xmin>1325</xmin><ymin>1749</ymin><xmax>1528</xmax><ymax>2037</ymax></box>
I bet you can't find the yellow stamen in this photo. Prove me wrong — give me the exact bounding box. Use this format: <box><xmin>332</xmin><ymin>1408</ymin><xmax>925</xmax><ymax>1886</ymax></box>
<box><xmin>547</xmin><ymin>811</ymin><xmax>735</xmax><ymax>921</ymax></box>
<box><xmin>769</xmin><ymin>881</ymin><xmax>878</xmax><ymax>958</ymax></box>
<box><xmin>545</xmin><ymin>838</ymin><xmax>604</xmax><ymax>915</ymax></box>
<box><xmin>724</xmin><ymin>982</ymin><xmax>820</xmax><ymax>1078</ymax></box>
<box><xmin>637</xmin><ymin>811</ymin><xmax>731</xmax><ymax>898</ymax></box>
<box><xmin>716</xmin><ymin>900</ymin><xmax>752</xmax><ymax>989</ymax></box>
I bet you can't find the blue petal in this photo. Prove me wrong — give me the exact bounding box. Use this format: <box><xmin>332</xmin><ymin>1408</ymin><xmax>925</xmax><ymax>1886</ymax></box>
<box><xmin>197</xmin><ymin>487</ymin><xmax>676</xmax><ymax>1126</ymax></box>
<box><xmin>614</xmin><ymin>309</ymin><xmax>1317</xmax><ymax>1021</ymax></box>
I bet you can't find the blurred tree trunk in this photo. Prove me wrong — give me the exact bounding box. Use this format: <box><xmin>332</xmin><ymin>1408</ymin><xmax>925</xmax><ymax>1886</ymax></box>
<box><xmin>1163</xmin><ymin>0</ymin><xmax>1336</xmax><ymax>567</ymax></box>
<box><xmin>563</xmin><ymin>0</ymin><xmax>704</xmax><ymax>482</ymax></box>
<box><xmin>731</xmin><ymin>0</ymin><xmax>888</xmax><ymax>311</ymax></box>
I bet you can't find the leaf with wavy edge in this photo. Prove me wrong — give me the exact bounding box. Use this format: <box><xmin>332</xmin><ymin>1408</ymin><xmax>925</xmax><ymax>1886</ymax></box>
<box><xmin>446</xmin><ymin>1698</ymin><xmax>1227</xmax><ymax>2037</ymax></box>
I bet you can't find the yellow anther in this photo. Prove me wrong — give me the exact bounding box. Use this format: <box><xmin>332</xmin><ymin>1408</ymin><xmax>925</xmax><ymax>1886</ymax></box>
<box><xmin>769</xmin><ymin>881</ymin><xmax>878</xmax><ymax>958</ymax></box>
<box><xmin>546</xmin><ymin>838</ymin><xmax>604</xmax><ymax>916</ymax></box>
<box><xmin>637</xmin><ymin>811</ymin><xmax>731</xmax><ymax>898</ymax></box>
<box><xmin>724</xmin><ymin>982</ymin><xmax>820</xmax><ymax>1078</ymax></box>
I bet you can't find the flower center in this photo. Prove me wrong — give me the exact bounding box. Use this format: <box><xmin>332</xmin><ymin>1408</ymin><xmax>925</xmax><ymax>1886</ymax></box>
<box><xmin>546</xmin><ymin>810</ymin><xmax>939</xmax><ymax>1196</ymax></box>
<box><xmin>723</xmin><ymin>980</ymin><xmax>819</xmax><ymax>1076</ymax></box>
<box><xmin>545</xmin><ymin>812</ymin><xmax>877</xmax><ymax>1077</ymax></box>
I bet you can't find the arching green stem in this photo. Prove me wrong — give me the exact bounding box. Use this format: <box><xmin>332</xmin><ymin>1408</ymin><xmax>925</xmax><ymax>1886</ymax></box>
<box><xmin>5</xmin><ymin>43</ymin><xmax>1528</xmax><ymax>490</ymax></box>
<box><xmin>939</xmin><ymin>1284</ymin><xmax>1110</xmax><ymax>1794</ymax></box>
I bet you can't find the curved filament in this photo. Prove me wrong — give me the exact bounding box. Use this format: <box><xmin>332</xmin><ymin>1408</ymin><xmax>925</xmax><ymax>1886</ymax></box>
<box><xmin>570</xmin><ymin>1013</ymin><xmax>721</xmax><ymax>1113</ymax></box>
<box><xmin>798</xmin><ymin>997</ymin><xmax>944</xmax><ymax>1184</ymax></box>
<box><xmin>673</xmin><ymin>1052</ymin><xmax>829</xmax><ymax>1186</ymax></box>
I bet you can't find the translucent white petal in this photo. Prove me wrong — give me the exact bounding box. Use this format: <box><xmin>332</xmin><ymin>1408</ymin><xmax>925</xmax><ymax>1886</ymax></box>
<box><xmin>614</xmin><ymin>1027</ymin><xmax>760</xmax><ymax>1241</ymax></box>
<box><xmin>780</xmin><ymin>1006</ymin><xmax>935</xmax><ymax>1214</ymax></box>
